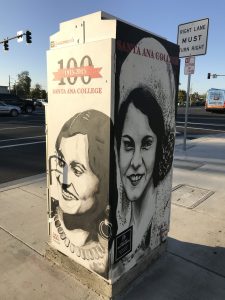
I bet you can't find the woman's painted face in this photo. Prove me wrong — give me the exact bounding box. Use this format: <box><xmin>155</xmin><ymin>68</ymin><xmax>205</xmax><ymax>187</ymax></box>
<box><xmin>119</xmin><ymin>103</ymin><xmax>157</xmax><ymax>201</ymax></box>
<box><xmin>56</xmin><ymin>134</ymin><xmax>99</xmax><ymax>214</ymax></box>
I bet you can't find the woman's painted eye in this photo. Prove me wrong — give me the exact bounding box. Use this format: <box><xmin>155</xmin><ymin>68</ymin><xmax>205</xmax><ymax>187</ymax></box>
<box><xmin>71</xmin><ymin>163</ymin><xmax>85</xmax><ymax>176</ymax></box>
<box><xmin>124</xmin><ymin>141</ymin><xmax>134</xmax><ymax>151</ymax></box>
<box><xmin>142</xmin><ymin>137</ymin><xmax>153</xmax><ymax>150</ymax></box>
<box><xmin>122</xmin><ymin>137</ymin><xmax>134</xmax><ymax>151</ymax></box>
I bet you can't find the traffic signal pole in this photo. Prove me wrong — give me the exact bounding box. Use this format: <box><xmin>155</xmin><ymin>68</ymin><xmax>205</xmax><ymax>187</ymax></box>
<box><xmin>0</xmin><ymin>31</ymin><xmax>32</xmax><ymax>50</ymax></box>
<box><xmin>207</xmin><ymin>73</ymin><xmax>225</xmax><ymax>79</ymax></box>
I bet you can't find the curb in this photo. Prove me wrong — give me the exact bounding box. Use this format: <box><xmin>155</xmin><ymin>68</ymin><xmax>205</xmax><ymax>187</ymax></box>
<box><xmin>174</xmin><ymin>155</ymin><xmax>225</xmax><ymax>166</ymax></box>
<box><xmin>0</xmin><ymin>173</ymin><xmax>46</xmax><ymax>192</ymax></box>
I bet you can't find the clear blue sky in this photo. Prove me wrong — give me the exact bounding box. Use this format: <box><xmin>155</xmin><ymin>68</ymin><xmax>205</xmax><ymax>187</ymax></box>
<box><xmin>0</xmin><ymin>0</ymin><xmax>224</xmax><ymax>94</ymax></box>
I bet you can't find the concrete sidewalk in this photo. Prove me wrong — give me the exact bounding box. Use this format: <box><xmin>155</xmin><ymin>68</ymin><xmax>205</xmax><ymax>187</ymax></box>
<box><xmin>0</xmin><ymin>134</ymin><xmax>225</xmax><ymax>299</ymax></box>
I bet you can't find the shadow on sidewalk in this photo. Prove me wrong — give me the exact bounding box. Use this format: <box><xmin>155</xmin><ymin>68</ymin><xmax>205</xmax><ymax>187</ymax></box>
<box><xmin>168</xmin><ymin>237</ymin><xmax>225</xmax><ymax>278</ymax></box>
<box><xmin>123</xmin><ymin>238</ymin><xmax>225</xmax><ymax>300</ymax></box>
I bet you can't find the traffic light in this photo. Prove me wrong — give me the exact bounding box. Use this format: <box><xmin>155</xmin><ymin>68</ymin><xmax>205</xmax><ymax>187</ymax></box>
<box><xmin>3</xmin><ymin>40</ymin><xmax>9</xmax><ymax>51</ymax></box>
<box><xmin>26</xmin><ymin>31</ymin><xmax>32</xmax><ymax>44</ymax></box>
<box><xmin>207</xmin><ymin>73</ymin><xmax>211</xmax><ymax>79</ymax></box>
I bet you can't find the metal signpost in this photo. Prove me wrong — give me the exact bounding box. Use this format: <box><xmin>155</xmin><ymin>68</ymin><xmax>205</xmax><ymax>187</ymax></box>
<box><xmin>177</xmin><ymin>18</ymin><xmax>209</xmax><ymax>150</ymax></box>
<box><xmin>183</xmin><ymin>56</ymin><xmax>195</xmax><ymax>150</ymax></box>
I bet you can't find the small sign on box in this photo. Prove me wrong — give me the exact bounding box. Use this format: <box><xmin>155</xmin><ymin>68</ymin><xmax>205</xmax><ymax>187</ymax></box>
<box><xmin>114</xmin><ymin>226</ymin><xmax>133</xmax><ymax>263</ymax></box>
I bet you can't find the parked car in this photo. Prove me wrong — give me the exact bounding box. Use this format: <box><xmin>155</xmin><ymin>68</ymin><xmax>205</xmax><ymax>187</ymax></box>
<box><xmin>35</xmin><ymin>99</ymin><xmax>47</xmax><ymax>107</ymax></box>
<box><xmin>0</xmin><ymin>94</ymin><xmax>36</xmax><ymax>114</ymax></box>
<box><xmin>195</xmin><ymin>99</ymin><xmax>205</xmax><ymax>106</ymax></box>
<box><xmin>0</xmin><ymin>101</ymin><xmax>21</xmax><ymax>116</ymax></box>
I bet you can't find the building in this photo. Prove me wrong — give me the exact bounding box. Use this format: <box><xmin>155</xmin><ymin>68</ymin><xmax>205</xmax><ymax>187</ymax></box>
<box><xmin>0</xmin><ymin>86</ymin><xmax>9</xmax><ymax>94</ymax></box>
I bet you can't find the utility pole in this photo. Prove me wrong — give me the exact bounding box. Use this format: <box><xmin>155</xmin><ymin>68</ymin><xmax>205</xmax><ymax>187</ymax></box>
<box><xmin>8</xmin><ymin>75</ymin><xmax>11</xmax><ymax>93</ymax></box>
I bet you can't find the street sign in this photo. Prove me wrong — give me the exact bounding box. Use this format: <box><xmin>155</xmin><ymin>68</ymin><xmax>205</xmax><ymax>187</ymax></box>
<box><xmin>17</xmin><ymin>30</ymin><xmax>23</xmax><ymax>43</ymax></box>
<box><xmin>177</xmin><ymin>18</ymin><xmax>209</xmax><ymax>58</ymax></box>
<box><xmin>184</xmin><ymin>56</ymin><xmax>195</xmax><ymax>75</ymax></box>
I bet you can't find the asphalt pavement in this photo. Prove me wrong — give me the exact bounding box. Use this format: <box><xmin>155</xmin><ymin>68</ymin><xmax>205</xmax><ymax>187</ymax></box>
<box><xmin>0</xmin><ymin>133</ymin><xmax>225</xmax><ymax>299</ymax></box>
<box><xmin>0</xmin><ymin>108</ymin><xmax>46</xmax><ymax>183</ymax></box>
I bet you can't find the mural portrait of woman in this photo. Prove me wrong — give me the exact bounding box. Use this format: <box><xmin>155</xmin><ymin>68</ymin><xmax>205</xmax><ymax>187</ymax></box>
<box><xmin>49</xmin><ymin>109</ymin><xmax>117</xmax><ymax>279</ymax></box>
<box><xmin>113</xmin><ymin>36</ymin><xmax>176</xmax><ymax>274</ymax></box>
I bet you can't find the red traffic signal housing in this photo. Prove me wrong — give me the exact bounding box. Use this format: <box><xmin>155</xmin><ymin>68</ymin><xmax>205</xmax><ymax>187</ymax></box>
<box><xmin>207</xmin><ymin>73</ymin><xmax>211</xmax><ymax>79</ymax></box>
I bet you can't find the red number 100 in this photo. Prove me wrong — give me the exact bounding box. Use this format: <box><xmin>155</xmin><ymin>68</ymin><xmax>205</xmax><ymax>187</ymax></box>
<box><xmin>58</xmin><ymin>56</ymin><xmax>93</xmax><ymax>85</ymax></box>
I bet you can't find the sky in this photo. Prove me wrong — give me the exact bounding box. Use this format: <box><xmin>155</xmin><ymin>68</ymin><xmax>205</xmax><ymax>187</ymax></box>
<box><xmin>0</xmin><ymin>0</ymin><xmax>225</xmax><ymax>94</ymax></box>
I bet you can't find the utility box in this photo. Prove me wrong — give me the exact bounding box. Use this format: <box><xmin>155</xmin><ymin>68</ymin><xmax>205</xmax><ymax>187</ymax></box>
<box><xmin>46</xmin><ymin>11</ymin><xmax>179</xmax><ymax>298</ymax></box>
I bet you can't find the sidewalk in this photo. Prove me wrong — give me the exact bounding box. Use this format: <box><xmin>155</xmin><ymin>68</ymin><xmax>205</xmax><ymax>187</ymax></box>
<box><xmin>0</xmin><ymin>134</ymin><xmax>225</xmax><ymax>299</ymax></box>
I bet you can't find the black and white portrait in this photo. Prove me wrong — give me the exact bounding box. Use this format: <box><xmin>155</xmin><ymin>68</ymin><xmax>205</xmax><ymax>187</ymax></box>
<box><xmin>49</xmin><ymin>109</ymin><xmax>116</xmax><ymax>278</ymax></box>
<box><xmin>113</xmin><ymin>36</ymin><xmax>177</xmax><ymax>274</ymax></box>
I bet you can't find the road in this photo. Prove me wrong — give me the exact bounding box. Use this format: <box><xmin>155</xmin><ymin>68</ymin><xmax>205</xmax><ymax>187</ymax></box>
<box><xmin>0</xmin><ymin>108</ymin><xmax>46</xmax><ymax>183</ymax></box>
<box><xmin>176</xmin><ymin>106</ymin><xmax>225</xmax><ymax>136</ymax></box>
<box><xmin>0</xmin><ymin>106</ymin><xmax>224</xmax><ymax>184</ymax></box>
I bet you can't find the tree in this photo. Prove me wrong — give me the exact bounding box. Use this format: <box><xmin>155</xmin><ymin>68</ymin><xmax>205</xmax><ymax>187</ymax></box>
<box><xmin>178</xmin><ymin>89</ymin><xmax>186</xmax><ymax>106</ymax></box>
<box><xmin>190</xmin><ymin>92</ymin><xmax>199</xmax><ymax>106</ymax></box>
<box><xmin>30</xmin><ymin>83</ymin><xmax>42</xmax><ymax>99</ymax></box>
<box><xmin>40</xmin><ymin>89</ymin><xmax>47</xmax><ymax>100</ymax></box>
<box><xmin>30</xmin><ymin>84</ymin><xmax>47</xmax><ymax>100</ymax></box>
<box><xmin>12</xmin><ymin>71</ymin><xmax>31</xmax><ymax>98</ymax></box>
<box><xmin>11</xmin><ymin>70</ymin><xmax>47</xmax><ymax>100</ymax></box>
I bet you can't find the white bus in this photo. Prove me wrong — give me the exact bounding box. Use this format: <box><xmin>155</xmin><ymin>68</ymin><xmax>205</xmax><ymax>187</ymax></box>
<box><xmin>205</xmin><ymin>88</ymin><xmax>225</xmax><ymax>112</ymax></box>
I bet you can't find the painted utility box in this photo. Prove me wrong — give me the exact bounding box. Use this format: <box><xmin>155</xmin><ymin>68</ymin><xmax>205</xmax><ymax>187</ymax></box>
<box><xmin>46</xmin><ymin>11</ymin><xmax>179</xmax><ymax>291</ymax></box>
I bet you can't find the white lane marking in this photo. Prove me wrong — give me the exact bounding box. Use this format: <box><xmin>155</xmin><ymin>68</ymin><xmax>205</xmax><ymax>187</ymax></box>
<box><xmin>0</xmin><ymin>135</ymin><xmax>45</xmax><ymax>142</ymax></box>
<box><xmin>176</xmin><ymin>121</ymin><xmax>225</xmax><ymax>127</ymax></box>
<box><xmin>0</xmin><ymin>125</ymin><xmax>44</xmax><ymax>131</ymax></box>
<box><xmin>186</xmin><ymin>117</ymin><xmax>225</xmax><ymax>121</ymax></box>
<box><xmin>176</xmin><ymin>125</ymin><xmax>225</xmax><ymax>133</ymax></box>
<box><xmin>0</xmin><ymin>141</ymin><xmax>45</xmax><ymax>149</ymax></box>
